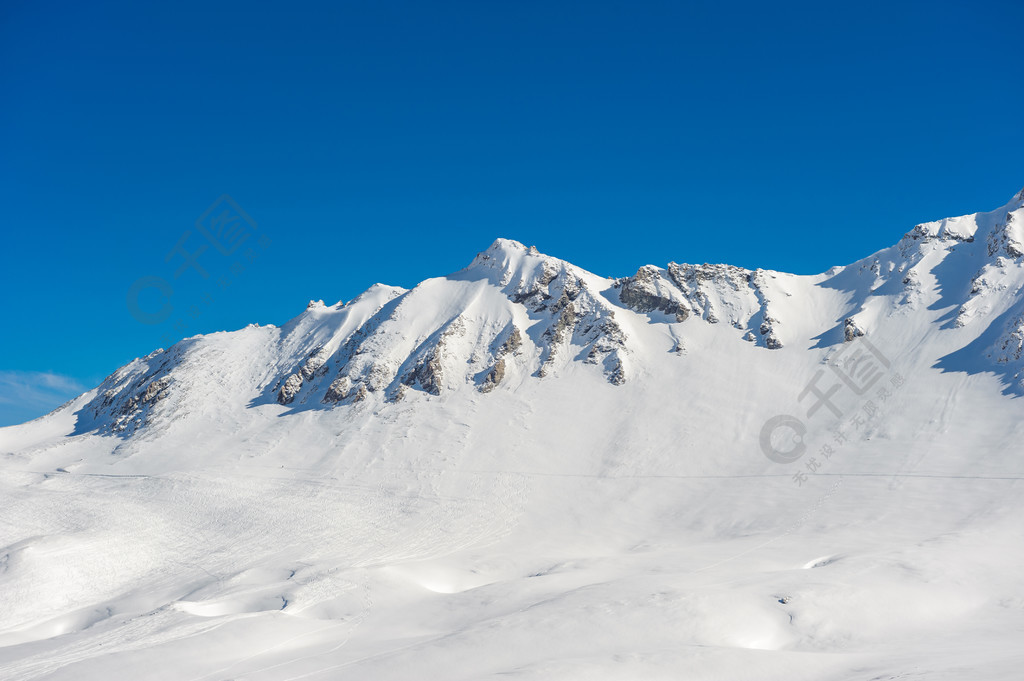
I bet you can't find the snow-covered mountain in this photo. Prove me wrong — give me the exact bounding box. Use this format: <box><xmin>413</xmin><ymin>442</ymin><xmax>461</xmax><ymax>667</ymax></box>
<box><xmin>3</xmin><ymin>189</ymin><xmax>1024</xmax><ymax>680</ymax></box>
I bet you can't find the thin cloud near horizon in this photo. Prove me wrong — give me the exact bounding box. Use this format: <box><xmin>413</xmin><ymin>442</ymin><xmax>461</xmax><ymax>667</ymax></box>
<box><xmin>0</xmin><ymin>370</ymin><xmax>88</xmax><ymax>427</ymax></box>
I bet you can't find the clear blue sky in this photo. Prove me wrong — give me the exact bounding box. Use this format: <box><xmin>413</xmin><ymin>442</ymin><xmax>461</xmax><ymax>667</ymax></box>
<box><xmin>1</xmin><ymin>0</ymin><xmax>1021</xmax><ymax>426</ymax></box>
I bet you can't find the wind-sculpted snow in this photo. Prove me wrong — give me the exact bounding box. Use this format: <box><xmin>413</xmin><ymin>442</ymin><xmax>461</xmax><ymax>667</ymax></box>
<box><xmin>3</xmin><ymin>189</ymin><xmax>1024</xmax><ymax>680</ymax></box>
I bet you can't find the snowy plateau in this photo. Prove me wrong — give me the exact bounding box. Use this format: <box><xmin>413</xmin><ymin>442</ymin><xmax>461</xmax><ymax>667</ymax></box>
<box><xmin>4</xmin><ymin>189</ymin><xmax>1024</xmax><ymax>680</ymax></box>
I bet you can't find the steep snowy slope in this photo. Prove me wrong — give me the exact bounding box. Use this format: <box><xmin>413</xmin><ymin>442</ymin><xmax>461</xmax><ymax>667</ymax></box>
<box><xmin>2</xmin><ymin>189</ymin><xmax>1024</xmax><ymax>680</ymax></box>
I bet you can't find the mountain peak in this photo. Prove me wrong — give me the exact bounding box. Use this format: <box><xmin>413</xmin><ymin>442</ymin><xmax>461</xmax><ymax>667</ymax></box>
<box><xmin>476</xmin><ymin>238</ymin><xmax>550</xmax><ymax>262</ymax></box>
<box><xmin>459</xmin><ymin>237</ymin><xmax>556</xmax><ymax>285</ymax></box>
<box><xmin>486</xmin><ymin>237</ymin><xmax>529</xmax><ymax>253</ymax></box>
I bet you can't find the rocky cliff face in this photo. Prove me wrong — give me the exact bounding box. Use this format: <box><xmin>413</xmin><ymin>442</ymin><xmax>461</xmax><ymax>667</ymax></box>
<box><xmin>79</xmin><ymin>348</ymin><xmax>180</xmax><ymax>435</ymax></box>
<box><xmin>615</xmin><ymin>262</ymin><xmax>784</xmax><ymax>349</ymax></box>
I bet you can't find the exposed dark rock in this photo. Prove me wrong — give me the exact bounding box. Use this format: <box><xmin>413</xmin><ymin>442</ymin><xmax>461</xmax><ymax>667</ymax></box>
<box><xmin>479</xmin><ymin>358</ymin><xmax>506</xmax><ymax>393</ymax></box>
<box><xmin>617</xmin><ymin>265</ymin><xmax>691</xmax><ymax>321</ymax></box>
<box><xmin>277</xmin><ymin>374</ymin><xmax>303</xmax><ymax>405</ymax></box>
<box><xmin>323</xmin><ymin>376</ymin><xmax>352</xmax><ymax>403</ymax></box>
<box><xmin>844</xmin><ymin>317</ymin><xmax>866</xmax><ymax>342</ymax></box>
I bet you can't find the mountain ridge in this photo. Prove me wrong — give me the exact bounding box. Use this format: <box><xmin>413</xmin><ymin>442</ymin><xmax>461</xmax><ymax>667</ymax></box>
<box><xmin>52</xmin><ymin>187</ymin><xmax>1024</xmax><ymax>439</ymax></box>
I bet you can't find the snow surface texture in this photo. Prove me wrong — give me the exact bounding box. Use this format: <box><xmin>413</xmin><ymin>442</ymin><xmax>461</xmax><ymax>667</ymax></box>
<box><xmin>3</xmin><ymin>190</ymin><xmax>1024</xmax><ymax>680</ymax></box>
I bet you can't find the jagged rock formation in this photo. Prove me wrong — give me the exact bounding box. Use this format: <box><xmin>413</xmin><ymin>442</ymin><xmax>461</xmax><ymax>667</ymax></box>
<box><xmin>617</xmin><ymin>265</ymin><xmax>691</xmax><ymax>321</ymax></box>
<box><xmin>988</xmin><ymin>313</ymin><xmax>1024</xmax><ymax>392</ymax></box>
<box><xmin>323</xmin><ymin>375</ymin><xmax>352</xmax><ymax>403</ymax></box>
<box><xmin>615</xmin><ymin>261</ymin><xmax>784</xmax><ymax>348</ymax></box>
<box><xmin>992</xmin><ymin>314</ymin><xmax>1024</xmax><ymax>364</ymax></box>
<box><xmin>402</xmin><ymin>317</ymin><xmax>466</xmax><ymax>396</ymax></box>
<box><xmin>80</xmin><ymin>349</ymin><xmax>177</xmax><ymax>434</ymax></box>
<box><xmin>277</xmin><ymin>346</ymin><xmax>333</xmax><ymax>404</ymax></box>
<box><xmin>844</xmin><ymin>317</ymin><xmax>866</xmax><ymax>342</ymax></box>
<box><xmin>987</xmin><ymin>209</ymin><xmax>1024</xmax><ymax>259</ymax></box>
<box><xmin>480</xmin><ymin>326</ymin><xmax>521</xmax><ymax>393</ymax></box>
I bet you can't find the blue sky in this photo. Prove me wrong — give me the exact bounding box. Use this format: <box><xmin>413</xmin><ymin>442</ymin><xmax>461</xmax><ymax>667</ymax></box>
<box><xmin>1</xmin><ymin>0</ymin><xmax>1021</xmax><ymax>426</ymax></box>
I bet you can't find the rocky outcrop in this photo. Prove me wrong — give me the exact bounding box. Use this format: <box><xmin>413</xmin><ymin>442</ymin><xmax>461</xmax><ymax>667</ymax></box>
<box><xmin>277</xmin><ymin>374</ymin><xmax>304</xmax><ymax>405</ymax></box>
<box><xmin>469</xmin><ymin>242</ymin><xmax>630</xmax><ymax>385</ymax></box>
<box><xmin>992</xmin><ymin>314</ymin><xmax>1024</xmax><ymax>365</ymax></box>
<box><xmin>844</xmin><ymin>317</ymin><xmax>866</xmax><ymax>342</ymax></box>
<box><xmin>987</xmin><ymin>208</ymin><xmax>1024</xmax><ymax>260</ymax></box>
<box><xmin>615</xmin><ymin>261</ymin><xmax>783</xmax><ymax>349</ymax></box>
<box><xmin>480</xmin><ymin>326</ymin><xmax>522</xmax><ymax>393</ymax></box>
<box><xmin>534</xmin><ymin>272</ymin><xmax>628</xmax><ymax>384</ymax></box>
<box><xmin>277</xmin><ymin>346</ymin><xmax>330</xmax><ymax>405</ymax></box>
<box><xmin>759</xmin><ymin>318</ymin><xmax>783</xmax><ymax>349</ymax></box>
<box><xmin>479</xmin><ymin>358</ymin><xmax>506</xmax><ymax>393</ymax></box>
<box><xmin>617</xmin><ymin>265</ymin><xmax>691</xmax><ymax>321</ymax></box>
<box><xmin>510</xmin><ymin>261</ymin><xmax>560</xmax><ymax>308</ymax></box>
<box><xmin>323</xmin><ymin>376</ymin><xmax>352</xmax><ymax>403</ymax></box>
<box><xmin>666</xmin><ymin>262</ymin><xmax>754</xmax><ymax>325</ymax></box>
<box><xmin>83</xmin><ymin>349</ymin><xmax>176</xmax><ymax>434</ymax></box>
<box><xmin>988</xmin><ymin>312</ymin><xmax>1024</xmax><ymax>393</ymax></box>
<box><xmin>402</xmin><ymin>317</ymin><xmax>466</xmax><ymax>396</ymax></box>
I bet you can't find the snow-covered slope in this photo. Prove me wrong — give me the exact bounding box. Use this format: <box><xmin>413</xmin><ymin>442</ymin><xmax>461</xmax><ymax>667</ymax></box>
<box><xmin>2</xmin><ymin>189</ymin><xmax>1024</xmax><ymax>680</ymax></box>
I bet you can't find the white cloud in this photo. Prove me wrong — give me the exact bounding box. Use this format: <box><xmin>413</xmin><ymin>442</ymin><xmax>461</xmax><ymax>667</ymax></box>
<box><xmin>0</xmin><ymin>370</ymin><xmax>87</xmax><ymax>426</ymax></box>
